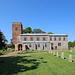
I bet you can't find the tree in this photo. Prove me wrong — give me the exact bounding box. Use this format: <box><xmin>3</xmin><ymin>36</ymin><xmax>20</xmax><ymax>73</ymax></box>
<box><xmin>48</xmin><ymin>32</ymin><xmax>54</xmax><ymax>34</ymax></box>
<box><xmin>6</xmin><ymin>44</ymin><xmax>12</xmax><ymax>48</ymax></box>
<box><xmin>23</xmin><ymin>27</ymin><xmax>32</xmax><ymax>33</ymax></box>
<box><xmin>33</xmin><ymin>29</ymin><xmax>46</xmax><ymax>33</ymax></box>
<box><xmin>68</xmin><ymin>41</ymin><xmax>73</xmax><ymax>47</ymax></box>
<box><xmin>33</xmin><ymin>29</ymin><xmax>42</xmax><ymax>33</ymax></box>
<box><xmin>0</xmin><ymin>30</ymin><xmax>8</xmax><ymax>49</ymax></box>
<box><xmin>68</xmin><ymin>41</ymin><xmax>75</xmax><ymax>48</ymax></box>
<box><xmin>10</xmin><ymin>39</ymin><xmax>12</xmax><ymax>44</ymax></box>
<box><xmin>42</xmin><ymin>31</ymin><xmax>46</xmax><ymax>33</ymax></box>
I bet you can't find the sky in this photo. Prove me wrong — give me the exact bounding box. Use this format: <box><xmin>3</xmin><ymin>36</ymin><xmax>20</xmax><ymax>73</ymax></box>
<box><xmin>0</xmin><ymin>0</ymin><xmax>75</xmax><ymax>44</ymax></box>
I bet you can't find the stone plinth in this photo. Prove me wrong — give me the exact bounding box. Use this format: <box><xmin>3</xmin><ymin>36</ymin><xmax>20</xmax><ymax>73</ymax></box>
<box><xmin>53</xmin><ymin>51</ymin><xmax>55</xmax><ymax>56</ymax></box>
<box><xmin>57</xmin><ymin>52</ymin><xmax>59</xmax><ymax>57</ymax></box>
<box><xmin>70</xmin><ymin>50</ymin><xmax>72</xmax><ymax>52</ymax></box>
<box><xmin>49</xmin><ymin>50</ymin><xmax>51</xmax><ymax>53</ymax></box>
<box><xmin>51</xmin><ymin>50</ymin><xmax>52</xmax><ymax>54</ymax></box>
<box><xmin>61</xmin><ymin>52</ymin><xmax>64</xmax><ymax>59</ymax></box>
<box><xmin>69</xmin><ymin>54</ymin><xmax>72</xmax><ymax>62</ymax></box>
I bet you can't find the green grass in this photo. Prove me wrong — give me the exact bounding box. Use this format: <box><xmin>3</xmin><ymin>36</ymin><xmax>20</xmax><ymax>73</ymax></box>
<box><xmin>0</xmin><ymin>49</ymin><xmax>15</xmax><ymax>55</ymax></box>
<box><xmin>0</xmin><ymin>50</ymin><xmax>75</xmax><ymax>75</ymax></box>
<box><xmin>18</xmin><ymin>50</ymin><xmax>48</xmax><ymax>54</ymax></box>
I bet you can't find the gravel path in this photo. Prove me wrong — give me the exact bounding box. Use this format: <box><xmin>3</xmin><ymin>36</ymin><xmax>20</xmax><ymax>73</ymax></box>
<box><xmin>0</xmin><ymin>51</ymin><xmax>48</xmax><ymax>57</ymax></box>
<box><xmin>0</xmin><ymin>50</ymin><xmax>65</xmax><ymax>57</ymax></box>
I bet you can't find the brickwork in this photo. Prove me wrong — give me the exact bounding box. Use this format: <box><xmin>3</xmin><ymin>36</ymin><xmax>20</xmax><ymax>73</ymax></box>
<box><xmin>12</xmin><ymin>22</ymin><xmax>22</xmax><ymax>48</ymax></box>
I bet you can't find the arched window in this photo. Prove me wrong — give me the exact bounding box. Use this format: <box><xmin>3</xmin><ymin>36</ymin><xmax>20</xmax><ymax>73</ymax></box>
<box><xmin>37</xmin><ymin>37</ymin><xmax>39</xmax><ymax>41</ymax></box>
<box><xmin>54</xmin><ymin>37</ymin><xmax>56</xmax><ymax>41</ymax></box>
<box><xmin>63</xmin><ymin>38</ymin><xmax>65</xmax><ymax>41</ymax></box>
<box><xmin>43</xmin><ymin>37</ymin><xmax>45</xmax><ymax>41</ymax></box>
<box><xmin>38</xmin><ymin>43</ymin><xmax>40</xmax><ymax>47</ymax></box>
<box><xmin>31</xmin><ymin>37</ymin><xmax>33</xmax><ymax>41</ymax></box>
<box><xmin>29</xmin><ymin>44</ymin><xmax>31</xmax><ymax>47</ymax></box>
<box><xmin>50</xmin><ymin>37</ymin><xmax>52</xmax><ymax>41</ymax></box>
<box><xmin>15</xmin><ymin>27</ymin><xmax>18</xmax><ymax>31</ymax></box>
<box><xmin>59</xmin><ymin>37</ymin><xmax>61</xmax><ymax>41</ymax></box>
<box><xmin>45</xmin><ymin>43</ymin><xmax>47</xmax><ymax>47</ymax></box>
<box><xmin>24</xmin><ymin>37</ymin><xmax>27</xmax><ymax>41</ymax></box>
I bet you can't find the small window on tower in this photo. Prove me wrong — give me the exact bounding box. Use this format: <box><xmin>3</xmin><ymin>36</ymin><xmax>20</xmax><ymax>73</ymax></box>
<box><xmin>15</xmin><ymin>27</ymin><xmax>18</xmax><ymax>31</ymax></box>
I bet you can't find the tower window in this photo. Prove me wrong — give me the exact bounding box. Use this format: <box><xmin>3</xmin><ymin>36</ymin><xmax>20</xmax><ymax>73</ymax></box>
<box><xmin>15</xmin><ymin>27</ymin><xmax>18</xmax><ymax>31</ymax></box>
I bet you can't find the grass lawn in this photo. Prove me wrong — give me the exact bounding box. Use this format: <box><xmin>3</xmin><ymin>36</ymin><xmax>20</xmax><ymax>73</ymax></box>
<box><xmin>18</xmin><ymin>50</ymin><xmax>48</xmax><ymax>54</ymax></box>
<box><xmin>0</xmin><ymin>50</ymin><xmax>75</xmax><ymax>75</ymax></box>
<box><xmin>0</xmin><ymin>49</ymin><xmax>15</xmax><ymax>55</ymax></box>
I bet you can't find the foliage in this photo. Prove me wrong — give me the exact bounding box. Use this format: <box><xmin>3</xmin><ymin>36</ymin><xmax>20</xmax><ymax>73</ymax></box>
<box><xmin>33</xmin><ymin>29</ymin><xmax>44</xmax><ymax>33</ymax></box>
<box><xmin>23</xmin><ymin>27</ymin><xmax>47</xmax><ymax>33</ymax></box>
<box><xmin>42</xmin><ymin>31</ymin><xmax>46</xmax><ymax>33</ymax></box>
<box><xmin>23</xmin><ymin>27</ymin><xmax>32</xmax><ymax>33</ymax></box>
<box><xmin>68</xmin><ymin>41</ymin><xmax>75</xmax><ymax>47</ymax></box>
<box><xmin>0</xmin><ymin>30</ymin><xmax>8</xmax><ymax>49</ymax></box>
<box><xmin>0</xmin><ymin>49</ymin><xmax>14</xmax><ymax>55</ymax></box>
<box><xmin>10</xmin><ymin>39</ymin><xmax>12</xmax><ymax>44</ymax></box>
<box><xmin>48</xmin><ymin>32</ymin><xmax>54</xmax><ymax>34</ymax></box>
<box><xmin>6</xmin><ymin>44</ymin><xmax>12</xmax><ymax>48</ymax></box>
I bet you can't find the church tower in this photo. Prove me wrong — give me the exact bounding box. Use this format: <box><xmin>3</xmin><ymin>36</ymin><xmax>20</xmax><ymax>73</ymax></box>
<box><xmin>12</xmin><ymin>22</ymin><xmax>23</xmax><ymax>48</ymax></box>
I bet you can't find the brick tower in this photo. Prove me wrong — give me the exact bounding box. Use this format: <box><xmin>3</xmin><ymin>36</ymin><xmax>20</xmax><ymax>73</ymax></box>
<box><xmin>12</xmin><ymin>22</ymin><xmax>23</xmax><ymax>48</ymax></box>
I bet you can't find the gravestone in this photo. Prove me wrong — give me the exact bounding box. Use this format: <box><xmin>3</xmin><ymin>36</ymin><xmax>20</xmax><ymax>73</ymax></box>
<box><xmin>57</xmin><ymin>52</ymin><xmax>59</xmax><ymax>57</ymax></box>
<box><xmin>61</xmin><ymin>52</ymin><xmax>64</xmax><ymax>59</ymax></box>
<box><xmin>53</xmin><ymin>51</ymin><xmax>55</xmax><ymax>56</ymax></box>
<box><xmin>49</xmin><ymin>50</ymin><xmax>51</xmax><ymax>53</ymax></box>
<box><xmin>69</xmin><ymin>54</ymin><xmax>72</xmax><ymax>62</ymax></box>
<box><xmin>51</xmin><ymin>50</ymin><xmax>52</xmax><ymax>54</ymax></box>
<box><xmin>70</xmin><ymin>50</ymin><xmax>72</xmax><ymax>52</ymax></box>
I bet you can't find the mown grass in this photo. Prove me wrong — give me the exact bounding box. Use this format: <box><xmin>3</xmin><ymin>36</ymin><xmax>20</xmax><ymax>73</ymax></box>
<box><xmin>0</xmin><ymin>49</ymin><xmax>15</xmax><ymax>55</ymax></box>
<box><xmin>0</xmin><ymin>50</ymin><xmax>75</xmax><ymax>75</ymax></box>
<box><xmin>18</xmin><ymin>50</ymin><xmax>48</xmax><ymax>54</ymax></box>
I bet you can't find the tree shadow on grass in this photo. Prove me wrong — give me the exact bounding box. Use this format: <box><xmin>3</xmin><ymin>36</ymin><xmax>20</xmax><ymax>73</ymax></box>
<box><xmin>0</xmin><ymin>56</ymin><xmax>42</xmax><ymax>75</ymax></box>
<box><xmin>0</xmin><ymin>53</ymin><xmax>3</xmax><ymax>55</ymax></box>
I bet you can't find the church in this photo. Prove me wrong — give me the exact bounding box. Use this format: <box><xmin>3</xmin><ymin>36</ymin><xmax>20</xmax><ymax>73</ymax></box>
<box><xmin>12</xmin><ymin>22</ymin><xmax>68</xmax><ymax>51</ymax></box>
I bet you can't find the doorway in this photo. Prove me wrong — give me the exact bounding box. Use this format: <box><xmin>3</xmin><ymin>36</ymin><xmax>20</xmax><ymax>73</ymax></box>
<box><xmin>35</xmin><ymin>44</ymin><xmax>37</xmax><ymax>50</ymax></box>
<box><xmin>25</xmin><ymin>45</ymin><xmax>29</xmax><ymax>50</ymax></box>
<box><xmin>18</xmin><ymin>44</ymin><xmax>22</xmax><ymax>51</ymax></box>
<box><xmin>43</xmin><ymin>45</ymin><xmax>44</xmax><ymax>50</ymax></box>
<box><xmin>55</xmin><ymin>46</ymin><xmax>57</xmax><ymax>50</ymax></box>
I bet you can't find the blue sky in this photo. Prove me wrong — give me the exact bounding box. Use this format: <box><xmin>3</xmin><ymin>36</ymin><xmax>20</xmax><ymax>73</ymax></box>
<box><xmin>0</xmin><ymin>0</ymin><xmax>75</xmax><ymax>44</ymax></box>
